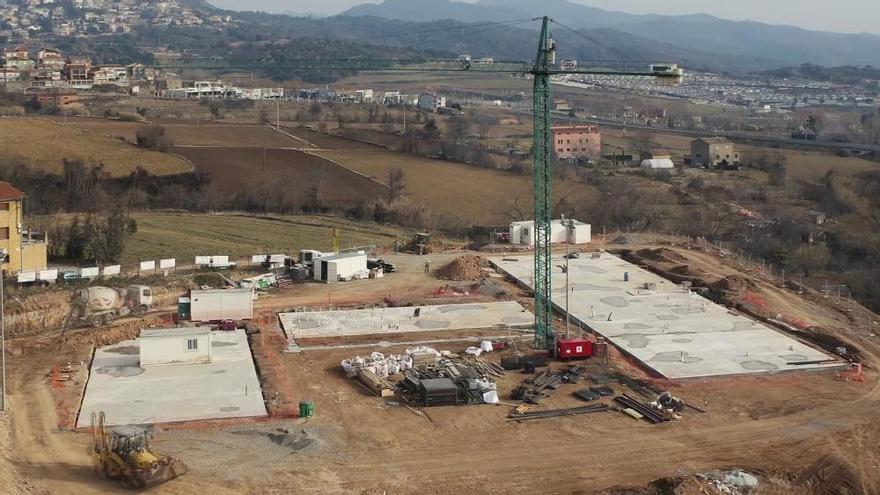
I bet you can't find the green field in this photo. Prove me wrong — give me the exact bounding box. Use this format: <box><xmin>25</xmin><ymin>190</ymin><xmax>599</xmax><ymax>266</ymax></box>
<box><xmin>122</xmin><ymin>212</ymin><xmax>407</xmax><ymax>265</ymax></box>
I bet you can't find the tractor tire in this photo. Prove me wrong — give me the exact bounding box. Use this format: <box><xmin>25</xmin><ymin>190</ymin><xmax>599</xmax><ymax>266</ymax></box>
<box><xmin>91</xmin><ymin>315</ymin><xmax>104</xmax><ymax>328</ymax></box>
<box><xmin>103</xmin><ymin>460</ymin><xmax>122</xmax><ymax>480</ymax></box>
<box><xmin>136</xmin><ymin>305</ymin><xmax>148</xmax><ymax>317</ymax></box>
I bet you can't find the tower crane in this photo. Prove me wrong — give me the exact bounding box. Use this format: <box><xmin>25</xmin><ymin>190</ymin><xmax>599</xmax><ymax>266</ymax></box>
<box><xmin>160</xmin><ymin>16</ymin><xmax>683</xmax><ymax>350</ymax></box>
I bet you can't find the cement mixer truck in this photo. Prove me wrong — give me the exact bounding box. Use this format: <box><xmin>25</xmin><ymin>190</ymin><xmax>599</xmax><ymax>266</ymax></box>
<box><xmin>70</xmin><ymin>285</ymin><xmax>153</xmax><ymax>327</ymax></box>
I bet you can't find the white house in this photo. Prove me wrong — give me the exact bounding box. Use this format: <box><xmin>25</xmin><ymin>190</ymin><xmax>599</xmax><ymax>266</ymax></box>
<box><xmin>139</xmin><ymin>327</ymin><xmax>213</xmax><ymax>367</ymax></box>
<box><xmin>314</xmin><ymin>252</ymin><xmax>368</xmax><ymax>283</ymax></box>
<box><xmin>640</xmin><ymin>158</ymin><xmax>675</xmax><ymax>169</ymax></box>
<box><xmin>417</xmin><ymin>93</ymin><xmax>446</xmax><ymax>112</ymax></box>
<box><xmin>509</xmin><ymin>219</ymin><xmax>591</xmax><ymax>246</ymax></box>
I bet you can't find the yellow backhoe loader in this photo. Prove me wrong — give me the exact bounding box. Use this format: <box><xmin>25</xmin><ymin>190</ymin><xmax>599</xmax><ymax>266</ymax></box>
<box><xmin>90</xmin><ymin>411</ymin><xmax>188</xmax><ymax>488</ymax></box>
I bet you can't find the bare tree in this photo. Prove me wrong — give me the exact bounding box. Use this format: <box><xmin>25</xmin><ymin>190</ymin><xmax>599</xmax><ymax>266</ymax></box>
<box><xmin>306</xmin><ymin>164</ymin><xmax>325</xmax><ymax>211</ymax></box>
<box><xmin>387</xmin><ymin>166</ymin><xmax>406</xmax><ymax>202</ymax></box>
<box><xmin>448</xmin><ymin>116</ymin><xmax>471</xmax><ymax>145</ymax></box>
<box><xmin>630</xmin><ymin>130</ymin><xmax>656</xmax><ymax>159</ymax></box>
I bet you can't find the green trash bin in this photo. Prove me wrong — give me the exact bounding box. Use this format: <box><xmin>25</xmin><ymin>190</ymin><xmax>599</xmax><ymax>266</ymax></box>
<box><xmin>299</xmin><ymin>399</ymin><xmax>315</xmax><ymax>418</ymax></box>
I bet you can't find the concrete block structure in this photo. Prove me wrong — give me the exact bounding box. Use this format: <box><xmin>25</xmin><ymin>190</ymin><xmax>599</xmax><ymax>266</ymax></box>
<box><xmin>509</xmin><ymin>219</ymin><xmax>591</xmax><ymax>247</ymax></box>
<box><xmin>553</xmin><ymin>125</ymin><xmax>601</xmax><ymax>159</ymax></box>
<box><xmin>691</xmin><ymin>137</ymin><xmax>739</xmax><ymax>168</ymax></box>
<box><xmin>140</xmin><ymin>327</ymin><xmax>213</xmax><ymax>367</ymax></box>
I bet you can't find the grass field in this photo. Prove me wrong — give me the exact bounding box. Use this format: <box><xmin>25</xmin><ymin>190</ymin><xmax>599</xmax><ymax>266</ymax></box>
<box><xmin>173</xmin><ymin>146</ymin><xmax>388</xmax><ymax>207</ymax></box>
<box><xmin>123</xmin><ymin>212</ymin><xmax>406</xmax><ymax>265</ymax></box>
<box><xmin>0</xmin><ymin>118</ymin><xmax>191</xmax><ymax>176</ymax></box>
<box><xmin>315</xmin><ymin>149</ymin><xmax>596</xmax><ymax>225</ymax></box>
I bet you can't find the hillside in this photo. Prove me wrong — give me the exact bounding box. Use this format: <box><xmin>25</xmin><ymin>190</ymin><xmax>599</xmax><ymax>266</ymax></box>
<box><xmin>0</xmin><ymin>118</ymin><xmax>191</xmax><ymax>177</ymax></box>
<box><xmin>342</xmin><ymin>0</ymin><xmax>880</xmax><ymax>69</ymax></box>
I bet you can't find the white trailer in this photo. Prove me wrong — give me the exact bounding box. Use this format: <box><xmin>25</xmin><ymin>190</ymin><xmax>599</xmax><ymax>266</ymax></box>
<box><xmin>139</xmin><ymin>327</ymin><xmax>213</xmax><ymax>367</ymax></box>
<box><xmin>314</xmin><ymin>252</ymin><xmax>368</xmax><ymax>283</ymax></box>
<box><xmin>189</xmin><ymin>288</ymin><xmax>254</xmax><ymax>321</ymax></box>
<box><xmin>509</xmin><ymin>219</ymin><xmax>591</xmax><ymax>246</ymax></box>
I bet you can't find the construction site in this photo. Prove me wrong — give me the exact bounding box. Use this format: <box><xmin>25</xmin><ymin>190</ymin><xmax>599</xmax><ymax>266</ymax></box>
<box><xmin>0</xmin><ymin>227</ymin><xmax>876</xmax><ymax>494</ymax></box>
<box><xmin>1</xmin><ymin>14</ymin><xmax>880</xmax><ymax>495</ymax></box>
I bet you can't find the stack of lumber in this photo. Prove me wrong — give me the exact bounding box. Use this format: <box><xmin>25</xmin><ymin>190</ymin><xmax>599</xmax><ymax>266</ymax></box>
<box><xmin>357</xmin><ymin>369</ymin><xmax>396</xmax><ymax>397</ymax></box>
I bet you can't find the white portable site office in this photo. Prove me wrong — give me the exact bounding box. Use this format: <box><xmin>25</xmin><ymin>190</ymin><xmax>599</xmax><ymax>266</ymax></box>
<box><xmin>139</xmin><ymin>326</ymin><xmax>213</xmax><ymax>367</ymax></box>
<box><xmin>190</xmin><ymin>288</ymin><xmax>254</xmax><ymax>321</ymax></box>
<box><xmin>314</xmin><ymin>252</ymin><xmax>368</xmax><ymax>283</ymax></box>
<box><xmin>509</xmin><ymin>219</ymin><xmax>591</xmax><ymax>246</ymax></box>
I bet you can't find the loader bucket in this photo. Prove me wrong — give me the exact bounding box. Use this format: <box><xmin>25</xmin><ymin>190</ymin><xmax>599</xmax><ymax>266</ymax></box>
<box><xmin>136</xmin><ymin>459</ymin><xmax>189</xmax><ymax>488</ymax></box>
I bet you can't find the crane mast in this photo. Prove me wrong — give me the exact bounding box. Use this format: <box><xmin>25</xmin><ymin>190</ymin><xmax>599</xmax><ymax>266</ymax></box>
<box><xmin>531</xmin><ymin>16</ymin><xmax>554</xmax><ymax>350</ymax></box>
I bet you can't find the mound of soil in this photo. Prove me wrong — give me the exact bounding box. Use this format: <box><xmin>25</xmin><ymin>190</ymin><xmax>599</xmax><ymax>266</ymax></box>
<box><xmin>711</xmin><ymin>275</ymin><xmax>758</xmax><ymax>293</ymax></box>
<box><xmin>437</xmin><ymin>255</ymin><xmax>488</xmax><ymax>281</ymax></box>
<box><xmin>636</xmin><ymin>248</ymin><xmax>688</xmax><ymax>264</ymax></box>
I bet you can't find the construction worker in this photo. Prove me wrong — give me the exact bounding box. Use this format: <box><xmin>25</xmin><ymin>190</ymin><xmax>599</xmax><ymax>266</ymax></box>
<box><xmin>424</xmin><ymin>258</ymin><xmax>432</xmax><ymax>273</ymax></box>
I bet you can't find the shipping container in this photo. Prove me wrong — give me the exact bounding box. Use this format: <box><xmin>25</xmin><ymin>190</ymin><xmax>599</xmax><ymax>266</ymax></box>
<box><xmin>313</xmin><ymin>252</ymin><xmax>368</xmax><ymax>283</ymax></box>
<box><xmin>189</xmin><ymin>288</ymin><xmax>254</xmax><ymax>321</ymax></box>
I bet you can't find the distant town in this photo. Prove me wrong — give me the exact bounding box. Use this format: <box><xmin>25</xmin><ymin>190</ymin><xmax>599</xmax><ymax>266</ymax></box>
<box><xmin>0</xmin><ymin>0</ymin><xmax>229</xmax><ymax>39</ymax></box>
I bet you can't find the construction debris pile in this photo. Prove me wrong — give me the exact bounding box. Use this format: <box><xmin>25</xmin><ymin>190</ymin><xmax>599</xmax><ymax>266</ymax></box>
<box><xmin>437</xmin><ymin>255</ymin><xmax>489</xmax><ymax>281</ymax></box>
<box><xmin>341</xmin><ymin>346</ymin><xmax>506</xmax><ymax>407</ymax></box>
<box><xmin>512</xmin><ymin>366</ymin><xmax>586</xmax><ymax>404</ymax></box>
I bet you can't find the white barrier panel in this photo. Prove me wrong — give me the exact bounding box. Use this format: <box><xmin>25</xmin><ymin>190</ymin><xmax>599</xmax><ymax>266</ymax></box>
<box><xmin>159</xmin><ymin>258</ymin><xmax>176</xmax><ymax>269</ymax></box>
<box><xmin>103</xmin><ymin>265</ymin><xmax>121</xmax><ymax>276</ymax></box>
<box><xmin>140</xmin><ymin>260</ymin><xmax>156</xmax><ymax>271</ymax></box>
<box><xmin>81</xmin><ymin>267</ymin><xmax>100</xmax><ymax>278</ymax></box>
<box><xmin>251</xmin><ymin>255</ymin><xmax>266</xmax><ymax>263</ymax></box>
<box><xmin>38</xmin><ymin>269</ymin><xmax>58</xmax><ymax>281</ymax></box>
<box><xmin>269</xmin><ymin>254</ymin><xmax>286</xmax><ymax>263</ymax></box>
<box><xmin>195</xmin><ymin>256</ymin><xmax>211</xmax><ymax>266</ymax></box>
<box><xmin>17</xmin><ymin>271</ymin><xmax>36</xmax><ymax>283</ymax></box>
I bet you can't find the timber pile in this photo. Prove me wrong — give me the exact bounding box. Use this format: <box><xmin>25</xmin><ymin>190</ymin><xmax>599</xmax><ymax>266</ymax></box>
<box><xmin>357</xmin><ymin>369</ymin><xmax>396</xmax><ymax>397</ymax></box>
<box><xmin>507</xmin><ymin>403</ymin><xmax>611</xmax><ymax>421</ymax></box>
<box><xmin>437</xmin><ymin>255</ymin><xmax>488</xmax><ymax>281</ymax></box>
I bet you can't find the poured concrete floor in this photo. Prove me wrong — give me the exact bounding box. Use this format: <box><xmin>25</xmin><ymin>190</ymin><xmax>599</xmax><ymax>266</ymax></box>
<box><xmin>490</xmin><ymin>253</ymin><xmax>839</xmax><ymax>379</ymax></box>
<box><xmin>77</xmin><ymin>329</ymin><xmax>267</xmax><ymax>427</ymax></box>
<box><xmin>278</xmin><ymin>301</ymin><xmax>534</xmax><ymax>339</ymax></box>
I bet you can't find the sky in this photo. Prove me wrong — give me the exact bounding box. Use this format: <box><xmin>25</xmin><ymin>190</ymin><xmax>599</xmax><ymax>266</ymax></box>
<box><xmin>207</xmin><ymin>0</ymin><xmax>880</xmax><ymax>35</ymax></box>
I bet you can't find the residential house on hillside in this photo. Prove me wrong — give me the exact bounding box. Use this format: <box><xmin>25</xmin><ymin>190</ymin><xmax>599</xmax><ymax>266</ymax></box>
<box><xmin>37</xmin><ymin>47</ymin><xmax>65</xmax><ymax>70</ymax></box>
<box><xmin>0</xmin><ymin>182</ymin><xmax>47</xmax><ymax>275</ymax></box>
<box><xmin>3</xmin><ymin>45</ymin><xmax>33</xmax><ymax>70</ymax></box>
<box><xmin>65</xmin><ymin>55</ymin><xmax>92</xmax><ymax>88</ymax></box>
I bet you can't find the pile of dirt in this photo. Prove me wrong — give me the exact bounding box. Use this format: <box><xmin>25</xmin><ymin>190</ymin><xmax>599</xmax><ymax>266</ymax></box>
<box><xmin>437</xmin><ymin>255</ymin><xmax>489</xmax><ymax>281</ymax></box>
<box><xmin>62</xmin><ymin>317</ymin><xmax>164</xmax><ymax>348</ymax></box>
<box><xmin>797</xmin><ymin>455</ymin><xmax>865</xmax><ymax>494</ymax></box>
<box><xmin>636</xmin><ymin>248</ymin><xmax>689</xmax><ymax>264</ymax></box>
<box><xmin>711</xmin><ymin>275</ymin><xmax>758</xmax><ymax>294</ymax></box>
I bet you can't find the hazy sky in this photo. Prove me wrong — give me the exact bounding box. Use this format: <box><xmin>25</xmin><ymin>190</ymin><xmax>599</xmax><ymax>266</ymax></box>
<box><xmin>207</xmin><ymin>0</ymin><xmax>880</xmax><ymax>35</ymax></box>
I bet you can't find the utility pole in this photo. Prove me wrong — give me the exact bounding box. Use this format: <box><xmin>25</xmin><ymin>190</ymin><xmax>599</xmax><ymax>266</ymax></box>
<box><xmin>562</xmin><ymin>214</ymin><xmax>571</xmax><ymax>340</ymax></box>
<box><xmin>275</xmin><ymin>98</ymin><xmax>280</xmax><ymax>131</ymax></box>
<box><xmin>1</xmin><ymin>266</ymin><xmax>6</xmax><ymax>412</ymax></box>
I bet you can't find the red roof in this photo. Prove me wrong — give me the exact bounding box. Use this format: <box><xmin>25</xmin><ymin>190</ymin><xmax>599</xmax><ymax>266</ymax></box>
<box><xmin>0</xmin><ymin>182</ymin><xmax>25</xmax><ymax>202</ymax></box>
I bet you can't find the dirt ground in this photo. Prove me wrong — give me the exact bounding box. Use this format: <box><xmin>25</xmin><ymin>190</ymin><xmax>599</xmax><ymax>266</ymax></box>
<box><xmin>3</xmin><ymin>240</ymin><xmax>880</xmax><ymax>494</ymax></box>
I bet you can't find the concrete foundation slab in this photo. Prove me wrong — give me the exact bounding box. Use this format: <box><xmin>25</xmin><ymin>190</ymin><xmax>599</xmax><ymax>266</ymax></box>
<box><xmin>490</xmin><ymin>253</ymin><xmax>839</xmax><ymax>379</ymax></box>
<box><xmin>77</xmin><ymin>329</ymin><xmax>267</xmax><ymax>427</ymax></box>
<box><xmin>278</xmin><ymin>301</ymin><xmax>534</xmax><ymax>339</ymax></box>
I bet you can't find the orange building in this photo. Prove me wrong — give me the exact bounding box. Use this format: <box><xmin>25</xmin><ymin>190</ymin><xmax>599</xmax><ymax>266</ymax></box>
<box><xmin>553</xmin><ymin>125</ymin><xmax>601</xmax><ymax>159</ymax></box>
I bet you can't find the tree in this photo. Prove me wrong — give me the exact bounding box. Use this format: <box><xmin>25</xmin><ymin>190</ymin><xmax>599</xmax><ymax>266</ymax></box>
<box><xmin>387</xmin><ymin>166</ymin><xmax>406</xmax><ymax>202</ymax></box>
<box><xmin>135</xmin><ymin>125</ymin><xmax>173</xmax><ymax>152</ymax></box>
<box><xmin>258</xmin><ymin>108</ymin><xmax>270</xmax><ymax>125</ymax></box>
<box><xmin>305</xmin><ymin>164</ymin><xmax>325</xmax><ymax>211</ymax></box>
<box><xmin>308</xmin><ymin>102</ymin><xmax>322</xmax><ymax>119</ymax></box>
<box><xmin>631</xmin><ymin>130</ymin><xmax>656</xmax><ymax>159</ymax></box>
<box><xmin>792</xmin><ymin>244</ymin><xmax>831</xmax><ymax>277</ymax></box>
<box><xmin>806</xmin><ymin>114</ymin><xmax>825</xmax><ymax>137</ymax></box>
<box><xmin>448</xmin><ymin>116</ymin><xmax>471</xmax><ymax>145</ymax></box>
<box><xmin>423</xmin><ymin>118</ymin><xmax>437</xmax><ymax>134</ymax></box>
